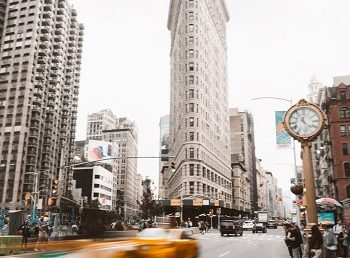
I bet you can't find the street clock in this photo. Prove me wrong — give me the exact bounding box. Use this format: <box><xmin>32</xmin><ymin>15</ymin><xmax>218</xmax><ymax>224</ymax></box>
<box><xmin>283</xmin><ymin>99</ymin><xmax>326</xmax><ymax>142</ymax></box>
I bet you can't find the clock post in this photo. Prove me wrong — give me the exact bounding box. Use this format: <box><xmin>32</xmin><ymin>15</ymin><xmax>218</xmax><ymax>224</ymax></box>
<box><xmin>283</xmin><ymin>99</ymin><xmax>326</xmax><ymax>229</ymax></box>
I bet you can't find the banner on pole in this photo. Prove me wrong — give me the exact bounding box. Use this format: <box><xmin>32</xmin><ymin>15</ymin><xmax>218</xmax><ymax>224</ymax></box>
<box><xmin>275</xmin><ymin>111</ymin><xmax>291</xmax><ymax>149</ymax></box>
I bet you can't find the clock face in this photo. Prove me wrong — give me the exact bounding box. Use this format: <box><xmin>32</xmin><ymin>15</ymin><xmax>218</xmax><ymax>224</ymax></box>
<box><xmin>288</xmin><ymin>107</ymin><xmax>321</xmax><ymax>137</ymax></box>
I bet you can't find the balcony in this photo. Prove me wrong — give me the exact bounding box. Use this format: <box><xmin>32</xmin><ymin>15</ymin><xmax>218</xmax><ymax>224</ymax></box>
<box><xmin>47</xmin><ymin>101</ymin><xmax>55</xmax><ymax>108</ymax></box>
<box><xmin>35</xmin><ymin>72</ymin><xmax>45</xmax><ymax>80</ymax></box>
<box><xmin>39</xmin><ymin>41</ymin><xmax>49</xmax><ymax>49</ymax></box>
<box><xmin>36</xmin><ymin>64</ymin><xmax>46</xmax><ymax>72</ymax></box>
<box><xmin>41</xmin><ymin>26</ymin><xmax>50</xmax><ymax>33</ymax></box>
<box><xmin>31</xmin><ymin>114</ymin><xmax>41</xmax><ymax>122</ymax></box>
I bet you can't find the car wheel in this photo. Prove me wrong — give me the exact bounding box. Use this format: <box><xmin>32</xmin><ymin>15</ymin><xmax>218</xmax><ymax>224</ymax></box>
<box><xmin>240</xmin><ymin>232</ymin><xmax>243</xmax><ymax>236</ymax></box>
<box><xmin>221</xmin><ymin>233</ymin><xmax>223</xmax><ymax>236</ymax></box>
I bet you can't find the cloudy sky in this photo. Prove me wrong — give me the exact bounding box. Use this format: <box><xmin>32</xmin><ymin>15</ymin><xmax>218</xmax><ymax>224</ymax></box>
<box><xmin>69</xmin><ymin>0</ymin><xmax>350</xmax><ymax>196</ymax></box>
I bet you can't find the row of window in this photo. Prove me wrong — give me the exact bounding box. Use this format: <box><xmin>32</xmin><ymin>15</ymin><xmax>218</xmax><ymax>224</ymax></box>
<box><xmin>340</xmin><ymin>107</ymin><xmax>350</xmax><ymax>119</ymax></box>
<box><xmin>340</xmin><ymin>125</ymin><xmax>350</xmax><ymax>136</ymax></box>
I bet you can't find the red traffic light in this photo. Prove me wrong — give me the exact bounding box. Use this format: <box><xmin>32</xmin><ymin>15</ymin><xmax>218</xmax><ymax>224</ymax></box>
<box><xmin>171</xmin><ymin>161</ymin><xmax>176</xmax><ymax>172</ymax></box>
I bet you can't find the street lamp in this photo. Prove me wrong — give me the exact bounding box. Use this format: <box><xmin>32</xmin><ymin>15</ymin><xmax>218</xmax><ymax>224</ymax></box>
<box><xmin>24</xmin><ymin>172</ymin><xmax>39</xmax><ymax>224</ymax></box>
<box><xmin>251</xmin><ymin>96</ymin><xmax>300</xmax><ymax>225</ymax></box>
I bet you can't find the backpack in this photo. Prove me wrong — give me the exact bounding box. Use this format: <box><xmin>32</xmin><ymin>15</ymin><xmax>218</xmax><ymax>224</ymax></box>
<box><xmin>324</xmin><ymin>231</ymin><xmax>337</xmax><ymax>247</ymax></box>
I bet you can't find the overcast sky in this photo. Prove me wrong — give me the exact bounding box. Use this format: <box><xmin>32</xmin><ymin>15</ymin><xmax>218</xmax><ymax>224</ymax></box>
<box><xmin>68</xmin><ymin>0</ymin><xmax>350</xmax><ymax>197</ymax></box>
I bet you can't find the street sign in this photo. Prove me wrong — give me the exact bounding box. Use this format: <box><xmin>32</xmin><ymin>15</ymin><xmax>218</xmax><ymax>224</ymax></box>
<box><xmin>193</xmin><ymin>199</ymin><xmax>203</xmax><ymax>206</ymax></box>
<box><xmin>170</xmin><ymin>199</ymin><xmax>181</xmax><ymax>206</ymax></box>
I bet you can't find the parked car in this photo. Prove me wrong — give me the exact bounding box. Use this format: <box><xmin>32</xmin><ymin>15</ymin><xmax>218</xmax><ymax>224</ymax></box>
<box><xmin>267</xmin><ymin>220</ymin><xmax>277</xmax><ymax>229</ymax></box>
<box><xmin>252</xmin><ymin>222</ymin><xmax>267</xmax><ymax>233</ymax></box>
<box><xmin>242</xmin><ymin>220</ymin><xmax>255</xmax><ymax>231</ymax></box>
<box><xmin>220</xmin><ymin>220</ymin><xmax>243</xmax><ymax>236</ymax></box>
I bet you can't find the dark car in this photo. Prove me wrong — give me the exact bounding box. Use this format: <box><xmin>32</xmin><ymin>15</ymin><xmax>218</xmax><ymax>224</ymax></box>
<box><xmin>252</xmin><ymin>222</ymin><xmax>267</xmax><ymax>233</ymax></box>
<box><xmin>220</xmin><ymin>220</ymin><xmax>243</xmax><ymax>236</ymax></box>
<box><xmin>267</xmin><ymin>220</ymin><xmax>277</xmax><ymax>229</ymax></box>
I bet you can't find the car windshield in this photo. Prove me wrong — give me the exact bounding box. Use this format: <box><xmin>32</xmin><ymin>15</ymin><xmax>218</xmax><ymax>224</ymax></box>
<box><xmin>244</xmin><ymin>221</ymin><xmax>253</xmax><ymax>224</ymax></box>
<box><xmin>221</xmin><ymin>220</ymin><xmax>234</xmax><ymax>226</ymax></box>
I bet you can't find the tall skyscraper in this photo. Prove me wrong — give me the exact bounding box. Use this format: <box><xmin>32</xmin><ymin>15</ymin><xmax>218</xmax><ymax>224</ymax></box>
<box><xmin>167</xmin><ymin>0</ymin><xmax>232</xmax><ymax>203</ymax></box>
<box><xmin>102</xmin><ymin>117</ymin><xmax>139</xmax><ymax>218</ymax></box>
<box><xmin>229</xmin><ymin>108</ymin><xmax>258</xmax><ymax>211</ymax></box>
<box><xmin>0</xmin><ymin>0</ymin><xmax>83</xmax><ymax>206</ymax></box>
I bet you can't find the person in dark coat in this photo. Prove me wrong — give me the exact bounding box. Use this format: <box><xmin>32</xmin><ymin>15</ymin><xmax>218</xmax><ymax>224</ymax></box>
<box><xmin>18</xmin><ymin>220</ymin><xmax>31</xmax><ymax>250</ymax></box>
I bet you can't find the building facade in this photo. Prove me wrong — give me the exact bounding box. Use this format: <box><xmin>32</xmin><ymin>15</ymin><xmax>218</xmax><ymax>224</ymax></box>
<box><xmin>102</xmin><ymin>117</ymin><xmax>138</xmax><ymax>219</ymax></box>
<box><xmin>86</xmin><ymin>109</ymin><xmax>118</xmax><ymax>140</ymax></box>
<box><xmin>229</xmin><ymin>108</ymin><xmax>257</xmax><ymax>211</ymax></box>
<box><xmin>167</xmin><ymin>0</ymin><xmax>232</xmax><ymax>204</ymax></box>
<box><xmin>158</xmin><ymin>114</ymin><xmax>170</xmax><ymax>199</ymax></box>
<box><xmin>256</xmin><ymin>158</ymin><xmax>267</xmax><ymax>211</ymax></box>
<box><xmin>0</xmin><ymin>0</ymin><xmax>83</xmax><ymax>207</ymax></box>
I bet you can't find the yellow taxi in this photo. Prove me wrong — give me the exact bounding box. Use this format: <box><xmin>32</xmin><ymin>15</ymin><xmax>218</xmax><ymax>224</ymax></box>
<box><xmin>131</xmin><ymin>228</ymin><xmax>199</xmax><ymax>258</ymax></box>
<box><xmin>41</xmin><ymin>228</ymin><xmax>199</xmax><ymax>258</ymax></box>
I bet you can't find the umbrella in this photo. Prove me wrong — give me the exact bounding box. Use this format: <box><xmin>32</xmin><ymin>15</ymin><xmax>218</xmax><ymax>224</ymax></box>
<box><xmin>316</xmin><ymin>198</ymin><xmax>342</xmax><ymax>207</ymax></box>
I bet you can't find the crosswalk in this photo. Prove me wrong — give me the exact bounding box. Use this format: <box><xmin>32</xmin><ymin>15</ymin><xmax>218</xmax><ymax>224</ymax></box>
<box><xmin>195</xmin><ymin>231</ymin><xmax>284</xmax><ymax>242</ymax></box>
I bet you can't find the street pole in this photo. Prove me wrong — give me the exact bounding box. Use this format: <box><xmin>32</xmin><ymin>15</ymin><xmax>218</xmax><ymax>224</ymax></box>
<box><xmin>251</xmin><ymin>96</ymin><xmax>300</xmax><ymax>226</ymax></box>
<box><xmin>52</xmin><ymin>146</ymin><xmax>65</xmax><ymax>238</ymax></box>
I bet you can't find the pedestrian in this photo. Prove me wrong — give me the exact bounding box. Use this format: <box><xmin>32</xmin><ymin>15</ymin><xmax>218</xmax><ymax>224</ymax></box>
<box><xmin>35</xmin><ymin>216</ymin><xmax>48</xmax><ymax>252</ymax></box>
<box><xmin>307</xmin><ymin>225</ymin><xmax>323</xmax><ymax>258</ymax></box>
<box><xmin>284</xmin><ymin>223</ymin><xmax>293</xmax><ymax>257</ymax></box>
<box><xmin>294</xmin><ymin>224</ymin><xmax>303</xmax><ymax>258</ymax></box>
<box><xmin>18</xmin><ymin>219</ymin><xmax>31</xmax><ymax>251</ymax></box>
<box><xmin>285</xmin><ymin>224</ymin><xmax>301</xmax><ymax>258</ymax></box>
<box><xmin>338</xmin><ymin>224</ymin><xmax>349</xmax><ymax>258</ymax></box>
<box><xmin>323</xmin><ymin>224</ymin><xmax>338</xmax><ymax>258</ymax></box>
<box><xmin>298</xmin><ymin>223</ymin><xmax>308</xmax><ymax>258</ymax></box>
<box><xmin>205</xmin><ymin>221</ymin><xmax>209</xmax><ymax>232</ymax></box>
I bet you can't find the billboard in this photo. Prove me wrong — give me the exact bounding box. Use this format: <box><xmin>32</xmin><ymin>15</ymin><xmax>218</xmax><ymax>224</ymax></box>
<box><xmin>87</xmin><ymin>140</ymin><xmax>115</xmax><ymax>164</ymax></box>
<box><xmin>275</xmin><ymin>111</ymin><xmax>291</xmax><ymax>149</ymax></box>
<box><xmin>318</xmin><ymin>211</ymin><xmax>335</xmax><ymax>225</ymax></box>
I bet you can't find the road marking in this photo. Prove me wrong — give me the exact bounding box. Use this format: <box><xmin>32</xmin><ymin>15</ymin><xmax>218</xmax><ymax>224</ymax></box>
<box><xmin>218</xmin><ymin>251</ymin><xmax>231</xmax><ymax>257</ymax></box>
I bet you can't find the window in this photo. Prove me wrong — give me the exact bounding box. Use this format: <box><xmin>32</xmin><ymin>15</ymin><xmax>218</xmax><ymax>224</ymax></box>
<box><xmin>189</xmin><ymin>75</ymin><xmax>194</xmax><ymax>84</ymax></box>
<box><xmin>94</xmin><ymin>175</ymin><xmax>100</xmax><ymax>179</ymax></box>
<box><xmin>188</xmin><ymin>12</ymin><xmax>194</xmax><ymax>20</ymax></box>
<box><xmin>188</xmin><ymin>89</ymin><xmax>194</xmax><ymax>98</ymax></box>
<box><xmin>347</xmin><ymin>185</ymin><xmax>350</xmax><ymax>198</ymax></box>
<box><xmin>189</xmin><ymin>62</ymin><xmax>194</xmax><ymax>71</ymax></box>
<box><xmin>93</xmin><ymin>192</ymin><xmax>99</xmax><ymax>197</ymax></box>
<box><xmin>94</xmin><ymin>184</ymin><xmax>99</xmax><ymax>188</ymax></box>
<box><xmin>341</xmin><ymin>125</ymin><xmax>346</xmax><ymax>136</ymax></box>
<box><xmin>345</xmin><ymin>163</ymin><xmax>350</xmax><ymax>177</ymax></box>
<box><xmin>189</xmin><ymin>148</ymin><xmax>194</xmax><ymax>158</ymax></box>
<box><xmin>189</xmin><ymin>181</ymin><xmax>194</xmax><ymax>194</ymax></box>
<box><xmin>189</xmin><ymin>103</ymin><xmax>194</xmax><ymax>112</ymax></box>
<box><xmin>343</xmin><ymin>143</ymin><xmax>349</xmax><ymax>155</ymax></box>
<box><xmin>188</xmin><ymin>49</ymin><xmax>194</xmax><ymax>58</ymax></box>
<box><xmin>189</xmin><ymin>117</ymin><xmax>194</xmax><ymax>126</ymax></box>
<box><xmin>340</xmin><ymin>108</ymin><xmax>347</xmax><ymax>119</ymax></box>
<box><xmin>189</xmin><ymin>132</ymin><xmax>194</xmax><ymax>141</ymax></box>
<box><xmin>188</xmin><ymin>24</ymin><xmax>194</xmax><ymax>32</ymax></box>
<box><xmin>189</xmin><ymin>164</ymin><xmax>194</xmax><ymax>176</ymax></box>
<box><xmin>340</xmin><ymin>91</ymin><xmax>346</xmax><ymax>100</ymax></box>
<box><xmin>188</xmin><ymin>37</ymin><xmax>194</xmax><ymax>46</ymax></box>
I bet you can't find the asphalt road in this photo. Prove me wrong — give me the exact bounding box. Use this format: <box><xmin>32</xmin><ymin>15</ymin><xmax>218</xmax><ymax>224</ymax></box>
<box><xmin>195</xmin><ymin>226</ymin><xmax>291</xmax><ymax>258</ymax></box>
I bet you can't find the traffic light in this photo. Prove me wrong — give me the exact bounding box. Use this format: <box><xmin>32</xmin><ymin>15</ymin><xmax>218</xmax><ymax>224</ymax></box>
<box><xmin>171</xmin><ymin>161</ymin><xmax>176</xmax><ymax>172</ymax></box>
<box><xmin>161</xmin><ymin>148</ymin><xmax>169</xmax><ymax>161</ymax></box>
<box><xmin>52</xmin><ymin>180</ymin><xmax>59</xmax><ymax>195</ymax></box>
<box><xmin>48</xmin><ymin>197</ymin><xmax>57</xmax><ymax>206</ymax></box>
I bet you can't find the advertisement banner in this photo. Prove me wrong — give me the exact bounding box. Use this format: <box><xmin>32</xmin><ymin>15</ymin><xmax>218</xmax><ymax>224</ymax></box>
<box><xmin>275</xmin><ymin>111</ymin><xmax>291</xmax><ymax>149</ymax></box>
<box><xmin>87</xmin><ymin>140</ymin><xmax>114</xmax><ymax>164</ymax></box>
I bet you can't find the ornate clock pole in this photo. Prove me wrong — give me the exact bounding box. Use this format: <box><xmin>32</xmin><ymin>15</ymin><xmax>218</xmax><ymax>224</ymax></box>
<box><xmin>283</xmin><ymin>99</ymin><xmax>326</xmax><ymax>227</ymax></box>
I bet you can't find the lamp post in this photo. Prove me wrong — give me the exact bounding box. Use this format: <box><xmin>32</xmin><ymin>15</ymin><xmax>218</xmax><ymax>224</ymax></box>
<box><xmin>251</xmin><ymin>96</ymin><xmax>300</xmax><ymax>225</ymax></box>
<box><xmin>25</xmin><ymin>172</ymin><xmax>39</xmax><ymax>224</ymax></box>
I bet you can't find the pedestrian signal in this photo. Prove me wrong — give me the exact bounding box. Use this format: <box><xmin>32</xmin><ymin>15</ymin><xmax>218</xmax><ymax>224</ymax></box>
<box><xmin>48</xmin><ymin>197</ymin><xmax>57</xmax><ymax>206</ymax></box>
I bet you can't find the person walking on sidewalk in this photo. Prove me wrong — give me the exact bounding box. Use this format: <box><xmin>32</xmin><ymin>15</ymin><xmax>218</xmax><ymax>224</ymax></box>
<box><xmin>285</xmin><ymin>224</ymin><xmax>301</xmax><ymax>258</ymax></box>
<box><xmin>307</xmin><ymin>225</ymin><xmax>323</xmax><ymax>258</ymax></box>
<box><xmin>324</xmin><ymin>224</ymin><xmax>338</xmax><ymax>258</ymax></box>
<box><xmin>35</xmin><ymin>216</ymin><xmax>48</xmax><ymax>251</ymax></box>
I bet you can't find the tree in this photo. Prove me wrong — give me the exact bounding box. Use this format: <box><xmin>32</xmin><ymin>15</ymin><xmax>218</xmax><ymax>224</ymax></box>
<box><xmin>84</xmin><ymin>198</ymin><xmax>101</xmax><ymax>209</ymax></box>
<box><xmin>138</xmin><ymin>178</ymin><xmax>162</xmax><ymax>219</ymax></box>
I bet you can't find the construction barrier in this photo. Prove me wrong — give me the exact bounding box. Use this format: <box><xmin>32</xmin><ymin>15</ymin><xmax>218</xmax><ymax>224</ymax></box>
<box><xmin>0</xmin><ymin>235</ymin><xmax>22</xmax><ymax>256</ymax></box>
